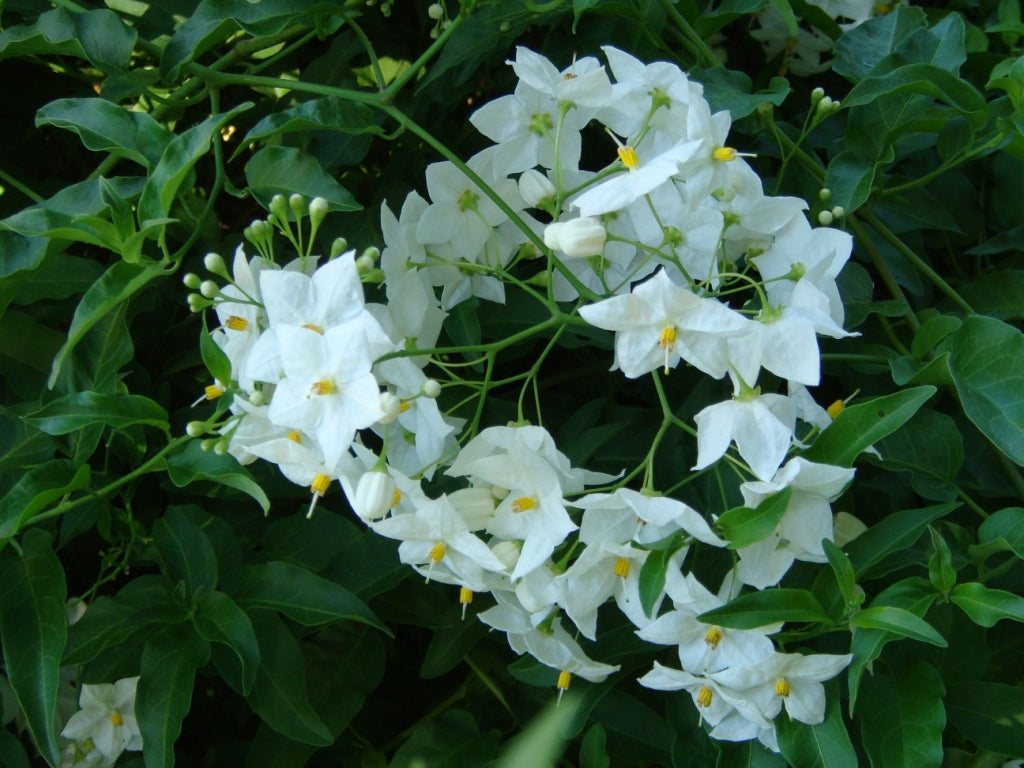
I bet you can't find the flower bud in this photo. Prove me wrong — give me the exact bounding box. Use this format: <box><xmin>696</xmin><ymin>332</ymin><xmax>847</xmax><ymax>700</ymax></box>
<box><xmin>543</xmin><ymin>221</ymin><xmax>565</xmax><ymax>250</ymax></box>
<box><xmin>309</xmin><ymin>197</ymin><xmax>328</xmax><ymax>228</ymax></box>
<box><xmin>831</xmin><ymin>206</ymin><xmax>845</xmax><ymax>219</ymax></box>
<box><xmin>353</xmin><ymin>470</ymin><xmax>397</xmax><ymax>521</ymax></box>
<box><xmin>248</xmin><ymin>390</ymin><xmax>266</xmax><ymax>406</ymax></box>
<box><xmin>449</xmin><ymin>487</ymin><xmax>495</xmax><ymax>530</ymax></box>
<box><xmin>817</xmin><ymin>210</ymin><xmax>834</xmax><ymax>226</ymax></box>
<box><xmin>555</xmin><ymin>217</ymin><xmax>606</xmax><ymax>258</ymax></box>
<box><xmin>186</xmin><ymin>421</ymin><xmax>207</xmax><ymax>437</ymax></box>
<box><xmin>379</xmin><ymin>392</ymin><xmax>402</xmax><ymax>424</ymax></box>
<box><xmin>518</xmin><ymin>169</ymin><xmax>556</xmax><ymax>209</ymax></box>
<box><xmin>491</xmin><ymin>540</ymin><xmax>521</xmax><ymax>570</ymax></box>
<box><xmin>269</xmin><ymin>194</ymin><xmax>288</xmax><ymax>221</ymax></box>
<box><xmin>330</xmin><ymin>238</ymin><xmax>349</xmax><ymax>259</ymax></box>
<box><xmin>811</xmin><ymin>87</ymin><xmax>825</xmax><ymax>104</ymax></box>
<box><xmin>422</xmin><ymin>379</ymin><xmax>441</xmax><ymax>398</ymax></box>
<box><xmin>204</xmin><ymin>252</ymin><xmax>227</xmax><ymax>276</ymax></box>
<box><xmin>816</xmin><ymin>96</ymin><xmax>834</xmax><ymax>116</ymax></box>
<box><xmin>289</xmin><ymin>194</ymin><xmax>306</xmax><ymax>220</ymax></box>
<box><xmin>356</xmin><ymin>255</ymin><xmax>376</xmax><ymax>274</ymax></box>
<box><xmin>199</xmin><ymin>280</ymin><xmax>219</xmax><ymax>299</ymax></box>
<box><xmin>183</xmin><ymin>272</ymin><xmax>202</xmax><ymax>289</ymax></box>
<box><xmin>819</xmin><ymin>188</ymin><xmax>831</xmax><ymax>202</ymax></box>
<box><xmin>427</xmin><ymin>2</ymin><xmax>444</xmax><ymax>19</ymax></box>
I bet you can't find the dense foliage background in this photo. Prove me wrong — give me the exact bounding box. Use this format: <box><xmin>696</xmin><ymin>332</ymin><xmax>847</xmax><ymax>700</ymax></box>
<box><xmin>2</xmin><ymin>0</ymin><xmax>1024</xmax><ymax>766</ymax></box>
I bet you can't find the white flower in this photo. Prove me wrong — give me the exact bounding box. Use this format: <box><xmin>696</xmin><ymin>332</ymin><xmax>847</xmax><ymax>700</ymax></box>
<box><xmin>693</xmin><ymin>392</ymin><xmax>797</xmax><ymax>481</ymax></box>
<box><xmin>60</xmin><ymin>677</ymin><xmax>142</xmax><ymax>764</ymax></box>
<box><xmin>639</xmin><ymin>662</ymin><xmax>770</xmax><ymax>732</ymax></box>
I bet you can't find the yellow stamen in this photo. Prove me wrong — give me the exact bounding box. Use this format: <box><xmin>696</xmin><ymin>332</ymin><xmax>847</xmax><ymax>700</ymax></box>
<box><xmin>705</xmin><ymin>627</ymin><xmax>723</xmax><ymax>649</ymax></box>
<box><xmin>225</xmin><ymin>315</ymin><xmax>248</xmax><ymax>331</ymax></box>
<box><xmin>310</xmin><ymin>379</ymin><xmax>335</xmax><ymax>396</ymax></box>
<box><xmin>659</xmin><ymin>326</ymin><xmax>676</xmax><ymax>373</ymax></box>
<box><xmin>460</xmin><ymin>586</ymin><xmax>473</xmax><ymax>619</ymax></box>
<box><xmin>875</xmin><ymin>3</ymin><xmax>890</xmax><ymax>13</ymax></box>
<box><xmin>310</xmin><ymin>473</ymin><xmax>330</xmax><ymax>496</ymax></box>
<box><xmin>827</xmin><ymin>399</ymin><xmax>845</xmax><ymax>419</ymax></box>
<box><xmin>785</xmin><ymin>38</ymin><xmax>797</xmax><ymax>51</ymax></box>
<box><xmin>204</xmin><ymin>385</ymin><xmax>224</xmax><ymax>400</ymax></box>
<box><xmin>286</xmin><ymin>430</ymin><xmax>302</xmax><ymax>443</ymax></box>
<box><xmin>557</xmin><ymin>670</ymin><xmax>572</xmax><ymax>691</ymax></box>
<box><xmin>302</xmin><ymin>323</ymin><xmax>324</xmax><ymax>334</ymax></box>
<box><xmin>613</xmin><ymin>557</ymin><xmax>631</xmax><ymax>578</ymax></box>
<box><xmin>391</xmin><ymin>488</ymin><xmax>402</xmax><ymax>509</ymax></box>
<box><xmin>511</xmin><ymin>497</ymin><xmax>536</xmax><ymax>513</ymax></box>
<box><xmin>428</xmin><ymin>543</ymin><xmax>446</xmax><ymax>565</ymax></box>
<box><xmin>399</xmin><ymin>400</ymin><xmax>412</xmax><ymax>413</ymax></box>
<box><xmin>775</xmin><ymin>679</ymin><xmax>791</xmax><ymax>697</ymax></box>
<box><xmin>110</xmin><ymin>711</ymin><xmax>124</xmax><ymax>727</ymax></box>
<box><xmin>697</xmin><ymin>686</ymin><xmax>713</xmax><ymax>708</ymax></box>
<box><xmin>617</xmin><ymin>145</ymin><xmax>639</xmax><ymax>170</ymax></box>
<box><xmin>713</xmin><ymin>146</ymin><xmax>738</xmax><ymax>162</ymax></box>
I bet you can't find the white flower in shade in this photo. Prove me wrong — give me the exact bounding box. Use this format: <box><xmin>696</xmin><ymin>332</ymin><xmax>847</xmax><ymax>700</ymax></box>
<box><xmin>556</xmin><ymin>541</ymin><xmax>651</xmax><ymax>639</ymax></box>
<box><xmin>575</xmin><ymin>488</ymin><xmax>726</xmax><ymax>548</ymax></box>
<box><xmin>693</xmin><ymin>392</ymin><xmax>797</xmax><ymax>481</ymax></box>
<box><xmin>639</xmin><ymin>662</ymin><xmax>770</xmax><ymax>732</ymax></box>
<box><xmin>711</xmin><ymin>651</ymin><xmax>853</xmax><ymax>725</ymax></box>
<box><xmin>735</xmin><ymin>458</ymin><xmax>855</xmax><ymax>588</ymax></box>
<box><xmin>265</xmin><ymin>323</ymin><xmax>385</xmax><ymax>470</ymax></box>
<box><xmin>212</xmin><ymin>246</ymin><xmax>268</xmax><ymax>390</ymax></box>
<box><xmin>508</xmin><ymin>47</ymin><xmax>612</xmax><ymax>109</ymax></box>
<box><xmin>579</xmin><ymin>269</ymin><xmax>751</xmax><ymax>379</ymax></box>
<box><xmin>60</xmin><ymin>677</ymin><xmax>142</xmax><ymax>764</ymax></box>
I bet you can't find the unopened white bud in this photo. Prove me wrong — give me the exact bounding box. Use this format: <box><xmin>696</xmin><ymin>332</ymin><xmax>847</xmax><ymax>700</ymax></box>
<box><xmin>449</xmin><ymin>487</ymin><xmax>495</xmax><ymax>530</ymax></box>
<box><xmin>353</xmin><ymin>470</ymin><xmax>396</xmax><ymax>521</ymax></box>
<box><xmin>518</xmin><ymin>169</ymin><xmax>556</xmax><ymax>209</ymax></box>
<box><xmin>427</xmin><ymin>2</ymin><xmax>444</xmax><ymax>19</ymax></box>
<box><xmin>816</xmin><ymin>96</ymin><xmax>834</xmax><ymax>116</ymax></box>
<box><xmin>543</xmin><ymin>221</ymin><xmax>565</xmax><ymax>250</ymax></box>
<box><xmin>491</xmin><ymin>540</ymin><xmax>521</xmax><ymax>570</ymax></box>
<box><xmin>199</xmin><ymin>280</ymin><xmax>219</xmax><ymax>299</ymax></box>
<box><xmin>811</xmin><ymin>87</ymin><xmax>825</xmax><ymax>104</ymax></box>
<box><xmin>309</xmin><ymin>197</ymin><xmax>328</xmax><ymax>227</ymax></box>
<box><xmin>831</xmin><ymin>206</ymin><xmax>845</xmax><ymax>219</ymax></box>
<box><xmin>817</xmin><ymin>210</ymin><xmax>834</xmax><ymax>226</ymax></box>
<box><xmin>490</xmin><ymin>485</ymin><xmax>510</xmax><ymax>501</ymax></box>
<box><xmin>248</xmin><ymin>390</ymin><xmax>266</xmax><ymax>406</ymax></box>
<box><xmin>553</xmin><ymin>217</ymin><xmax>606</xmax><ymax>258</ymax></box>
<box><xmin>379</xmin><ymin>392</ymin><xmax>402</xmax><ymax>423</ymax></box>
<box><xmin>289</xmin><ymin>194</ymin><xmax>306</xmax><ymax>218</ymax></box>
<box><xmin>204</xmin><ymin>252</ymin><xmax>227</xmax><ymax>275</ymax></box>
<box><xmin>422</xmin><ymin>379</ymin><xmax>441</xmax><ymax>398</ymax></box>
<box><xmin>356</xmin><ymin>255</ymin><xmax>376</xmax><ymax>274</ymax></box>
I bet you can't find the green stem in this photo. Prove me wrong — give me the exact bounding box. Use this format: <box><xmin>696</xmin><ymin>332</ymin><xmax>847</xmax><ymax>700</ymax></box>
<box><xmin>0</xmin><ymin>166</ymin><xmax>44</xmax><ymax>203</ymax></box>
<box><xmin>848</xmin><ymin>216</ymin><xmax>920</xmax><ymax>336</ymax></box>
<box><xmin>379</xmin><ymin>9</ymin><xmax>467</xmax><ymax>102</ymax></box>
<box><xmin>656</xmin><ymin>0</ymin><xmax>721</xmax><ymax>68</ymax></box>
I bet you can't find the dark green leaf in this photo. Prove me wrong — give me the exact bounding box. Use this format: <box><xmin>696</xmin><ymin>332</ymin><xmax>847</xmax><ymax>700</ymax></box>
<box><xmin>874</xmin><ymin>409</ymin><xmax>963</xmax><ymax>501</ymax></box>
<box><xmin>717</xmin><ymin>487</ymin><xmax>793</xmax><ymax>549</ymax></box>
<box><xmin>229</xmin><ymin>560</ymin><xmax>388</xmax><ymax>633</ymax></box>
<box><xmin>164</xmin><ymin>440</ymin><xmax>270</xmax><ymax>514</ymax></box>
<box><xmin>843</xmin><ymin>65</ymin><xmax>986</xmax><ymax>120</ymax></box>
<box><xmin>36</xmin><ymin>98</ymin><xmax>172</xmax><ymax>170</ymax></box>
<box><xmin>716</xmin><ymin>739</ymin><xmax>788</xmax><ymax>768</ymax></box>
<box><xmin>688</xmin><ymin>68</ymin><xmax>790</xmax><ymax>119</ymax></box>
<box><xmin>850</xmin><ymin>606</ymin><xmax>947</xmax><ymax>646</ymax></box>
<box><xmin>0</xmin><ymin>460</ymin><xmax>91</xmax><ymax>541</ymax></box>
<box><xmin>976</xmin><ymin>506</ymin><xmax>1024</xmax><ymax>558</ymax></box>
<box><xmin>927</xmin><ymin>527</ymin><xmax>956</xmax><ymax>595</ymax></box>
<box><xmin>947</xmin><ymin>315</ymin><xmax>1024</xmax><ymax>466</ymax></box>
<box><xmin>951</xmin><ymin>582</ymin><xmax>1024</xmax><ymax>627</ymax></box>
<box><xmin>0</xmin><ymin>729</ymin><xmax>30</xmax><ymax>768</ymax></box>
<box><xmin>24</xmin><ymin>391</ymin><xmax>168</xmax><ymax>435</ymax></box>
<box><xmin>822</xmin><ymin>539</ymin><xmax>858</xmax><ymax>607</ymax></box>
<box><xmin>239</xmin><ymin>97</ymin><xmax>381</xmax><ymax>153</ymax></box>
<box><xmin>802</xmin><ymin>386</ymin><xmax>935</xmax><ymax>467</ymax></box>
<box><xmin>697</xmin><ymin>589</ymin><xmax>827</xmax><ymax>629</ymax></box>
<box><xmin>200</xmin><ymin>315</ymin><xmax>232</xmax><ymax>387</ymax></box>
<box><xmin>580</xmin><ymin>724</ymin><xmax>610</xmax><ymax>768</ymax></box>
<box><xmin>193</xmin><ymin>590</ymin><xmax>260</xmax><ymax>695</ymax></box>
<box><xmin>957</xmin><ymin>270</ymin><xmax>1024</xmax><ymax>321</ymax></box>
<box><xmin>0</xmin><ymin>530</ymin><xmax>67</xmax><ymax>767</ymax></box>
<box><xmin>137</xmin><ymin>624</ymin><xmax>210</xmax><ymax>768</ymax></box>
<box><xmin>0</xmin><ymin>8</ymin><xmax>136</xmax><ymax>71</ymax></box>
<box><xmin>494</xmin><ymin>698</ymin><xmax>580</xmax><ymax>768</ymax></box>
<box><xmin>638</xmin><ymin>547</ymin><xmax>675</xmax><ymax>619</ymax></box>
<box><xmin>859</xmin><ymin>661</ymin><xmax>945</xmax><ymax>768</ymax></box>
<box><xmin>833</xmin><ymin>5</ymin><xmax>928</xmax><ymax>80</ymax></box>
<box><xmin>420</xmin><ymin>608</ymin><xmax>488</xmax><ymax>679</ymax></box>
<box><xmin>824</xmin><ymin>148</ymin><xmax>894</xmax><ymax>214</ymax></box>
<box><xmin>244</xmin><ymin>146</ymin><xmax>360</xmax><ymax>214</ymax></box>
<box><xmin>152</xmin><ymin>507</ymin><xmax>219</xmax><ymax>599</ymax></box>
<box><xmin>776</xmin><ymin>681</ymin><xmax>857</xmax><ymax>768</ymax></box>
<box><xmin>946</xmin><ymin>681</ymin><xmax>1024</xmax><ymax>756</ymax></box>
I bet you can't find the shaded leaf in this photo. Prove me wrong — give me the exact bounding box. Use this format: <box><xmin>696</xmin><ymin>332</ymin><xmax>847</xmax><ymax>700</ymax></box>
<box><xmin>24</xmin><ymin>391</ymin><xmax>168</xmax><ymax>435</ymax></box>
<box><xmin>850</xmin><ymin>606</ymin><xmax>947</xmax><ymax>646</ymax></box>
<box><xmin>697</xmin><ymin>589</ymin><xmax>828</xmax><ymax>629</ymax></box>
<box><xmin>193</xmin><ymin>590</ymin><xmax>260</xmax><ymax>695</ymax></box>
<box><xmin>951</xmin><ymin>582</ymin><xmax>1024</xmax><ymax>627</ymax></box>
<box><xmin>0</xmin><ymin>8</ymin><xmax>136</xmax><ymax>71</ymax></box>
<box><xmin>859</xmin><ymin>661</ymin><xmax>945</xmax><ymax>768</ymax></box>
<box><xmin>776</xmin><ymin>682</ymin><xmax>857</xmax><ymax>768</ymax></box>
<box><xmin>245</xmin><ymin>146</ymin><xmax>360</xmax><ymax>214</ymax></box>
<box><xmin>946</xmin><ymin>682</ymin><xmax>1024</xmax><ymax>756</ymax></box>
<box><xmin>164</xmin><ymin>440</ymin><xmax>270</xmax><ymax>514</ymax></box>
<box><xmin>152</xmin><ymin>507</ymin><xmax>219</xmax><ymax>599</ymax></box>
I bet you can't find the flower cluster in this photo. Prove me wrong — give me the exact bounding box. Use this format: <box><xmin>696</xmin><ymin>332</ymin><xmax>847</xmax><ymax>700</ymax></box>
<box><xmin>189</xmin><ymin>45</ymin><xmax>865</xmax><ymax>749</ymax></box>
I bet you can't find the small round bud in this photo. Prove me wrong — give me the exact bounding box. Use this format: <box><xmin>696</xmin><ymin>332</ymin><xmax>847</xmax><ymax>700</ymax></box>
<box><xmin>811</xmin><ymin>87</ymin><xmax>825</xmax><ymax>104</ymax></box>
<box><xmin>330</xmin><ymin>237</ymin><xmax>349</xmax><ymax>259</ymax></box>
<box><xmin>816</xmin><ymin>96</ymin><xmax>833</xmax><ymax>116</ymax></box>
<box><xmin>183</xmin><ymin>273</ymin><xmax>201</xmax><ymax>289</ymax></box>
<box><xmin>819</xmin><ymin>188</ymin><xmax>832</xmax><ymax>201</ymax></box>
<box><xmin>361</xmin><ymin>246</ymin><xmax>381</xmax><ymax>263</ymax></box>
<box><xmin>204</xmin><ymin>252</ymin><xmax>227</xmax><ymax>276</ymax></box>
<box><xmin>355</xmin><ymin>255</ymin><xmax>375</xmax><ymax>274</ymax></box>
<box><xmin>422</xmin><ymin>379</ymin><xmax>441</xmax><ymax>398</ymax></box>
<box><xmin>289</xmin><ymin>194</ymin><xmax>306</xmax><ymax>219</ymax></box>
<box><xmin>831</xmin><ymin>206</ymin><xmax>845</xmax><ymax>219</ymax></box>
<box><xmin>553</xmin><ymin>217</ymin><xmax>607</xmax><ymax>258</ymax></box>
<box><xmin>830</xmin><ymin>99</ymin><xmax>842</xmax><ymax>113</ymax></box>
<box><xmin>248</xmin><ymin>390</ymin><xmax>266</xmax><ymax>406</ymax></box>
<box><xmin>379</xmin><ymin>392</ymin><xmax>402</xmax><ymax>424</ymax></box>
<box><xmin>427</xmin><ymin>2</ymin><xmax>444</xmax><ymax>19</ymax></box>
<box><xmin>817</xmin><ymin>210</ymin><xmax>834</xmax><ymax>226</ymax></box>
<box><xmin>309</xmin><ymin>197</ymin><xmax>328</xmax><ymax>228</ymax></box>
<box><xmin>186</xmin><ymin>421</ymin><xmax>207</xmax><ymax>438</ymax></box>
<box><xmin>518</xmin><ymin>169</ymin><xmax>556</xmax><ymax>209</ymax></box>
<box><xmin>186</xmin><ymin>293</ymin><xmax>207</xmax><ymax>312</ymax></box>
<box><xmin>213</xmin><ymin>439</ymin><xmax>229</xmax><ymax>455</ymax></box>
<box><xmin>199</xmin><ymin>280</ymin><xmax>219</xmax><ymax>299</ymax></box>
<box><xmin>200</xmin><ymin>438</ymin><xmax>217</xmax><ymax>452</ymax></box>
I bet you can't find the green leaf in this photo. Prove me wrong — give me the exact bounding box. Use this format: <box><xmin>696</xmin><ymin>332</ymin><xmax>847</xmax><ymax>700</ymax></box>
<box><xmin>229</xmin><ymin>561</ymin><xmax>388</xmax><ymax>633</ymax></box>
<box><xmin>200</xmin><ymin>315</ymin><xmax>232</xmax><ymax>386</ymax></box>
<box><xmin>951</xmin><ymin>582</ymin><xmax>1024</xmax><ymax>627</ymax></box>
<box><xmin>420</xmin><ymin>608</ymin><xmax>488</xmax><ymax>679</ymax></box>
<box><xmin>137</xmin><ymin>624</ymin><xmax>210</xmax><ymax>768</ymax></box>
<box><xmin>822</xmin><ymin>539</ymin><xmax>858</xmax><ymax>607</ymax></box>
<box><xmin>850</xmin><ymin>606</ymin><xmax>947</xmax><ymax>646</ymax></box>
<box><xmin>927</xmin><ymin>527</ymin><xmax>956</xmax><ymax>595</ymax></box>
<box><xmin>193</xmin><ymin>590</ymin><xmax>260</xmax><ymax>695</ymax></box>
<box><xmin>946</xmin><ymin>681</ymin><xmax>1024</xmax><ymax>756</ymax></box>
<box><xmin>494</xmin><ymin>697</ymin><xmax>581</xmax><ymax>768</ymax></box>
<box><xmin>239</xmin><ymin>97</ymin><xmax>382</xmax><ymax>154</ymax></box>
<box><xmin>717</xmin><ymin>487</ymin><xmax>793</xmax><ymax>549</ymax></box>
<box><xmin>0</xmin><ymin>8</ymin><xmax>136</xmax><ymax>71</ymax></box>
<box><xmin>47</xmin><ymin>260</ymin><xmax>168</xmax><ymax>389</ymax></box>
<box><xmin>776</xmin><ymin>681</ymin><xmax>857</xmax><ymax>768</ymax></box>
<box><xmin>697</xmin><ymin>589</ymin><xmax>828</xmax><ymax>629</ymax></box>
<box><xmin>580</xmin><ymin>724</ymin><xmax>610</xmax><ymax>768</ymax></box>
<box><xmin>833</xmin><ymin>5</ymin><xmax>928</xmax><ymax>80</ymax></box>
<box><xmin>138</xmin><ymin>104</ymin><xmax>252</xmax><ymax>224</ymax></box>
<box><xmin>244</xmin><ymin>146</ymin><xmax>360</xmax><ymax>214</ymax></box>
<box><xmin>947</xmin><ymin>315</ymin><xmax>1024</xmax><ymax>466</ymax></box>
<box><xmin>245</xmin><ymin>612</ymin><xmax>333</xmax><ymax>746</ymax></box>
<box><xmin>976</xmin><ymin>506</ymin><xmax>1024</xmax><ymax>558</ymax></box>
<box><xmin>638</xmin><ymin>547</ymin><xmax>675</xmax><ymax>619</ymax></box>
<box><xmin>823</xmin><ymin>148</ymin><xmax>895</xmax><ymax>214</ymax></box>
<box><xmin>0</xmin><ymin>729</ymin><xmax>30</xmax><ymax>768</ymax></box>
<box><xmin>0</xmin><ymin>531</ymin><xmax>66</xmax><ymax>767</ymax></box>
<box><xmin>688</xmin><ymin>68</ymin><xmax>790</xmax><ymax>120</ymax></box>
<box><xmin>859</xmin><ymin>661</ymin><xmax>945</xmax><ymax>768</ymax></box>
<box><xmin>0</xmin><ymin>460</ymin><xmax>91</xmax><ymax>541</ymax></box>
<box><xmin>802</xmin><ymin>386</ymin><xmax>935</xmax><ymax>467</ymax></box>
<box><xmin>957</xmin><ymin>270</ymin><xmax>1024</xmax><ymax>321</ymax></box>
<box><xmin>873</xmin><ymin>408</ymin><xmax>963</xmax><ymax>501</ymax></box>
<box><xmin>152</xmin><ymin>507</ymin><xmax>219</xmax><ymax>599</ymax></box>
<box><xmin>843</xmin><ymin>65</ymin><xmax>986</xmax><ymax>120</ymax></box>
<box><xmin>23</xmin><ymin>391</ymin><xmax>168</xmax><ymax>435</ymax></box>
<box><xmin>164</xmin><ymin>440</ymin><xmax>271</xmax><ymax>514</ymax></box>
<box><xmin>1</xmin><ymin>177</ymin><xmax>145</xmax><ymax>239</ymax></box>
<box><xmin>36</xmin><ymin>98</ymin><xmax>172</xmax><ymax>170</ymax></box>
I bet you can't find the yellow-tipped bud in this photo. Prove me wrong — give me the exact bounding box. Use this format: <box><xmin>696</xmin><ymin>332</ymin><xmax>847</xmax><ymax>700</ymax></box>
<box><xmin>204</xmin><ymin>385</ymin><xmax>224</xmax><ymax>400</ymax></box>
<box><xmin>459</xmin><ymin>587</ymin><xmax>473</xmax><ymax>604</ymax></box>
<box><xmin>310</xmin><ymin>474</ymin><xmax>330</xmax><ymax>496</ymax></box>
<box><xmin>557</xmin><ymin>670</ymin><xmax>572</xmax><ymax>691</ymax></box>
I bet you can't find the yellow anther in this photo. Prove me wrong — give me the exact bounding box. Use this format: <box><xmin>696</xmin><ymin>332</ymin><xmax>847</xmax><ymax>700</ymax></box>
<box><xmin>310</xmin><ymin>474</ymin><xmax>330</xmax><ymax>495</ymax></box>
<box><xmin>562</xmin><ymin>72</ymin><xmax>577</xmax><ymax>80</ymax></box>
<box><xmin>775</xmin><ymin>679</ymin><xmax>791</xmax><ymax>697</ymax></box>
<box><xmin>204</xmin><ymin>385</ymin><xmax>224</xmax><ymax>400</ymax></box>
<box><xmin>613</xmin><ymin>557</ymin><xmax>631</xmax><ymax>578</ymax></box>
<box><xmin>399</xmin><ymin>400</ymin><xmax>412</xmax><ymax>413</ymax></box>
<box><xmin>704</xmin><ymin>627</ymin><xmax>723</xmax><ymax>649</ymax></box>
<box><xmin>697</xmin><ymin>686</ymin><xmax>713</xmax><ymax>708</ymax></box>
<box><xmin>459</xmin><ymin>586</ymin><xmax>473</xmax><ymax>604</ymax></box>
<box><xmin>617</xmin><ymin>145</ymin><xmax>640</xmax><ymax>170</ymax></box>
<box><xmin>225</xmin><ymin>315</ymin><xmax>249</xmax><ymax>331</ymax></box>
<box><xmin>875</xmin><ymin>3</ymin><xmax>890</xmax><ymax>13</ymax></box>
<box><xmin>310</xmin><ymin>379</ymin><xmax>335</xmax><ymax>396</ymax></box>
<box><xmin>286</xmin><ymin>430</ymin><xmax>302</xmax><ymax>443</ymax></box>
<box><xmin>428</xmin><ymin>543</ymin><xmax>446</xmax><ymax>564</ymax></box>
<box><xmin>713</xmin><ymin>146</ymin><xmax>738</xmax><ymax>162</ymax></box>
<box><xmin>557</xmin><ymin>670</ymin><xmax>572</xmax><ymax>691</ymax></box>
<box><xmin>110</xmin><ymin>711</ymin><xmax>124</xmax><ymax>727</ymax></box>
<box><xmin>658</xmin><ymin>326</ymin><xmax>676</xmax><ymax>349</ymax></box>
<box><xmin>302</xmin><ymin>323</ymin><xmax>324</xmax><ymax>334</ymax></box>
<box><xmin>827</xmin><ymin>399</ymin><xmax>845</xmax><ymax>419</ymax></box>
<box><xmin>511</xmin><ymin>497</ymin><xmax>536</xmax><ymax>513</ymax></box>
<box><xmin>391</xmin><ymin>488</ymin><xmax>402</xmax><ymax>508</ymax></box>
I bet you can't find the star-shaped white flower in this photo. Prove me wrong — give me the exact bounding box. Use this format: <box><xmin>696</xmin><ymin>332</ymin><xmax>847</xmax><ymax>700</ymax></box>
<box><xmin>60</xmin><ymin>677</ymin><xmax>142</xmax><ymax>764</ymax></box>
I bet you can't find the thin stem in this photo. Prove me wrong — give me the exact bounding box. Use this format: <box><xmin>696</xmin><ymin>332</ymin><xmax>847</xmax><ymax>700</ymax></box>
<box><xmin>379</xmin><ymin>9</ymin><xmax>467</xmax><ymax>102</ymax></box>
<box><xmin>848</xmin><ymin>216</ymin><xmax>920</xmax><ymax>336</ymax></box>
<box><xmin>657</xmin><ymin>0</ymin><xmax>721</xmax><ymax>68</ymax></box>
<box><xmin>0</xmin><ymin>166</ymin><xmax>44</xmax><ymax>203</ymax></box>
